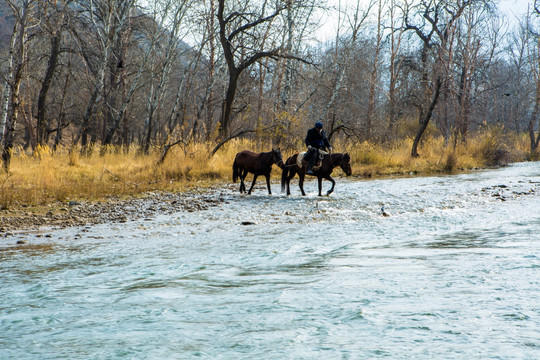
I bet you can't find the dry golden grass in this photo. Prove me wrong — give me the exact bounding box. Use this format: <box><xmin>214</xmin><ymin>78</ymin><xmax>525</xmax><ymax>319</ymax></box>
<box><xmin>0</xmin><ymin>129</ymin><xmax>533</xmax><ymax>208</ymax></box>
<box><xmin>344</xmin><ymin>128</ymin><xmax>530</xmax><ymax>178</ymax></box>
<box><xmin>0</xmin><ymin>139</ymin><xmax>278</xmax><ymax>208</ymax></box>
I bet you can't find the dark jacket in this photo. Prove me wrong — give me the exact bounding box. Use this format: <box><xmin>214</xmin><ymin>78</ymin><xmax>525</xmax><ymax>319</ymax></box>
<box><xmin>305</xmin><ymin>127</ymin><xmax>331</xmax><ymax>150</ymax></box>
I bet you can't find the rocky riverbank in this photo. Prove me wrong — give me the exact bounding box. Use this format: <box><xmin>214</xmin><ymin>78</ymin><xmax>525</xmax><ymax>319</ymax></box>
<box><xmin>0</xmin><ymin>187</ymin><xmax>232</xmax><ymax>235</ymax></box>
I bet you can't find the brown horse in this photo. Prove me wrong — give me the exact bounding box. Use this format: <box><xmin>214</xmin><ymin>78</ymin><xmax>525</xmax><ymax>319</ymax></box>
<box><xmin>281</xmin><ymin>152</ymin><xmax>352</xmax><ymax>196</ymax></box>
<box><xmin>232</xmin><ymin>149</ymin><xmax>284</xmax><ymax>194</ymax></box>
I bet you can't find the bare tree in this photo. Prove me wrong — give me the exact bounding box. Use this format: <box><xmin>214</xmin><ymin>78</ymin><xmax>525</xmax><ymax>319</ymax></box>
<box><xmin>404</xmin><ymin>0</ymin><xmax>485</xmax><ymax>157</ymax></box>
<box><xmin>36</xmin><ymin>0</ymin><xmax>72</xmax><ymax>147</ymax></box>
<box><xmin>503</xmin><ymin>22</ymin><xmax>527</xmax><ymax>133</ymax></box>
<box><xmin>216</xmin><ymin>0</ymin><xmax>311</xmax><ymax>140</ymax></box>
<box><xmin>450</xmin><ymin>3</ymin><xmax>496</xmax><ymax>145</ymax></box>
<box><xmin>277</xmin><ymin>0</ymin><xmax>317</xmax><ymax>110</ymax></box>
<box><xmin>73</xmin><ymin>0</ymin><xmax>135</xmax><ymax>151</ymax></box>
<box><xmin>526</xmin><ymin>6</ymin><xmax>540</xmax><ymax>154</ymax></box>
<box><xmin>313</xmin><ymin>0</ymin><xmax>375</xmax><ymax>141</ymax></box>
<box><xmin>365</xmin><ymin>0</ymin><xmax>384</xmax><ymax>139</ymax></box>
<box><xmin>1</xmin><ymin>0</ymin><xmax>38</xmax><ymax>171</ymax></box>
<box><xmin>141</xmin><ymin>0</ymin><xmax>192</xmax><ymax>154</ymax></box>
<box><xmin>386</xmin><ymin>0</ymin><xmax>406</xmax><ymax>135</ymax></box>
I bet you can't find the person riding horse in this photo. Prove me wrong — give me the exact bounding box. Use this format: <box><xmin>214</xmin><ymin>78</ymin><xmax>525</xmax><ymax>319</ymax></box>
<box><xmin>304</xmin><ymin>121</ymin><xmax>332</xmax><ymax>175</ymax></box>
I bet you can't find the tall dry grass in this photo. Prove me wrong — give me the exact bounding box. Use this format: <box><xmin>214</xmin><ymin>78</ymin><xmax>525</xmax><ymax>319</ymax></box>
<box><xmin>0</xmin><ymin>129</ymin><xmax>532</xmax><ymax>208</ymax></box>
<box><xmin>344</xmin><ymin>127</ymin><xmax>529</xmax><ymax>177</ymax></box>
<box><xmin>0</xmin><ymin>139</ymin><xmax>274</xmax><ymax>208</ymax></box>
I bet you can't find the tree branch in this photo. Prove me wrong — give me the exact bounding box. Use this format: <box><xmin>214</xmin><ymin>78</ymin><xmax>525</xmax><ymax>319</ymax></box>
<box><xmin>228</xmin><ymin>7</ymin><xmax>283</xmax><ymax>42</ymax></box>
<box><xmin>210</xmin><ymin>129</ymin><xmax>256</xmax><ymax>157</ymax></box>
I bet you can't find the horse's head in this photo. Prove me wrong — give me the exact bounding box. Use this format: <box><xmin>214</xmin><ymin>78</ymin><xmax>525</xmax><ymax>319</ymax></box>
<box><xmin>339</xmin><ymin>153</ymin><xmax>352</xmax><ymax>176</ymax></box>
<box><xmin>272</xmin><ymin>148</ymin><xmax>284</xmax><ymax>169</ymax></box>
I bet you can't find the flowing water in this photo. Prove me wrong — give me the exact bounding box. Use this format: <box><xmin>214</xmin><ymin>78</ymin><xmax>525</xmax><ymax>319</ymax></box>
<box><xmin>1</xmin><ymin>162</ymin><xmax>540</xmax><ymax>359</ymax></box>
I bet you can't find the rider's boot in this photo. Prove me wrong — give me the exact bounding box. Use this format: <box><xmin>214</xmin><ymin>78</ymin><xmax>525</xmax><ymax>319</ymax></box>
<box><xmin>306</xmin><ymin>154</ymin><xmax>315</xmax><ymax>175</ymax></box>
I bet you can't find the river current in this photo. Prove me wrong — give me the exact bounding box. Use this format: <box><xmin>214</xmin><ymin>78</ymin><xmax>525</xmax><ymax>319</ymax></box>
<box><xmin>1</xmin><ymin>162</ymin><xmax>539</xmax><ymax>359</ymax></box>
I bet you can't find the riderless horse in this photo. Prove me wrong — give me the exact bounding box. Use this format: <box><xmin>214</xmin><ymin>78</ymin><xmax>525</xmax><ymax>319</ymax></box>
<box><xmin>232</xmin><ymin>149</ymin><xmax>284</xmax><ymax>194</ymax></box>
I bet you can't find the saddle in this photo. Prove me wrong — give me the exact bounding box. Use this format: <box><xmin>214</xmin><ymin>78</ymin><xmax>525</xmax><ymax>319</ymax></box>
<box><xmin>297</xmin><ymin>150</ymin><xmax>328</xmax><ymax>170</ymax></box>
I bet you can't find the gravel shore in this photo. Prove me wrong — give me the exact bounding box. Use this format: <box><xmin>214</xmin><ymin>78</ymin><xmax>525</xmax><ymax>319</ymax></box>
<box><xmin>0</xmin><ymin>188</ymin><xmax>231</xmax><ymax>235</ymax></box>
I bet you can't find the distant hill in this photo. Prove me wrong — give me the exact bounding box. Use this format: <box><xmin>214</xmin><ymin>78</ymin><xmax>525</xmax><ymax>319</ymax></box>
<box><xmin>0</xmin><ymin>3</ymin><xmax>192</xmax><ymax>56</ymax></box>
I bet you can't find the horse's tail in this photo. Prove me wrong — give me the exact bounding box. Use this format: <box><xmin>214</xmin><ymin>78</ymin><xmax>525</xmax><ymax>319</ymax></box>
<box><xmin>281</xmin><ymin>157</ymin><xmax>290</xmax><ymax>192</ymax></box>
<box><xmin>232</xmin><ymin>157</ymin><xmax>240</xmax><ymax>183</ymax></box>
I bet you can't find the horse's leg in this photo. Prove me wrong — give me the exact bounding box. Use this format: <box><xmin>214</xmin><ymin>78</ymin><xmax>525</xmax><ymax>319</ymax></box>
<box><xmin>299</xmin><ymin>172</ymin><xmax>306</xmax><ymax>196</ymax></box>
<box><xmin>247</xmin><ymin>174</ymin><xmax>258</xmax><ymax>194</ymax></box>
<box><xmin>242</xmin><ymin>170</ymin><xmax>250</xmax><ymax>193</ymax></box>
<box><xmin>265</xmin><ymin>173</ymin><xmax>272</xmax><ymax>195</ymax></box>
<box><xmin>317</xmin><ymin>176</ymin><xmax>323</xmax><ymax>196</ymax></box>
<box><xmin>286</xmin><ymin>169</ymin><xmax>296</xmax><ymax>196</ymax></box>
<box><xmin>284</xmin><ymin>169</ymin><xmax>292</xmax><ymax>196</ymax></box>
<box><xmin>239</xmin><ymin>170</ymin><xmax>246</xmax><ymax>193</ymax></box>
<box><xmin>286</xmin><ymin>180</ymin><xmax>291</xmax><ymax>196</ymax></box>
<box><xmin>238</xmin><ymin>169</ymin><xmax>245</xmax><ymax>193</ymax></box>
<box><xmin>325</xmin><ymin>176</ymin><xmax>336</xmax><ymax>196</ymax></box>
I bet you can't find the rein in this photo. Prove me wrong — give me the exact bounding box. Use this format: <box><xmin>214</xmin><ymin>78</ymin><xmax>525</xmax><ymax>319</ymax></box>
<box><xmin>329</xmin><ymin>153</ymin><xmax>343</xmax><ymax>168</ymax></box>
<box><xmin>268</xmin><ymin>150</ymin><xmax>283</xmax><ymax>167</ymax></box>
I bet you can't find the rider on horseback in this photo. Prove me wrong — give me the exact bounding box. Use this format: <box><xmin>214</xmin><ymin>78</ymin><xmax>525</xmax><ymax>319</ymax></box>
<box><xmin>305</xmin><ymin>121</ymin><xmax>332</xmax><ymax>175</ymax></box>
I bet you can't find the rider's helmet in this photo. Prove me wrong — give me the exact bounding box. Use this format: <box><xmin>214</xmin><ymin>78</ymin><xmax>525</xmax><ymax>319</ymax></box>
<box><xmin>315</xmin><ymin>121</ymin><xmax>323</xmax><ymax>129</ymax></box>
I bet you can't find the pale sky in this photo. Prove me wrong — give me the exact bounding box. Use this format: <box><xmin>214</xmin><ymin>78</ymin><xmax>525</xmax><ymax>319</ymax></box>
<box><xmin>499</xmin><ymin>0</ymin><xmax>532</xmax><ymax>18</ymax></box>
<box><xmin>316</xmin><ymin>0</ymin><xmax>532</xmax><ymax>42</ymax></box>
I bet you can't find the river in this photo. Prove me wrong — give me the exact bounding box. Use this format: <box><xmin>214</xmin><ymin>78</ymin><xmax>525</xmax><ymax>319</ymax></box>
<box><xmin>1</xmin><ymin>162</ymin><xmax>539</xmax><ymax>359</ymax></box>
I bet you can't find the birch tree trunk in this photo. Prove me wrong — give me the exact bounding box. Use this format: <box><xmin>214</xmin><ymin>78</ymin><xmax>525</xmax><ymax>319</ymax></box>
<box><xmin>76</xmin><ymin>0</ymin><xmax>134</xmax><ymax>152</ymax></box>
<box><xmin>1</xmin><ymin>0</ymin><xmax>35</xmax><ymax>171</ymax></box>
<box><xmin>386</xmin><ymin>0</ymin><xmax>404</xmax><ymax>135</ymax></box>
<box><xmin>141</xmin><ymin>0</ymin><xmax>190</xmax><ymax>153</ymax></box>
<box><xmin>365</xmin><ymin>0</ymin><xmax>384</xmax><ymax>140</ymax></box>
